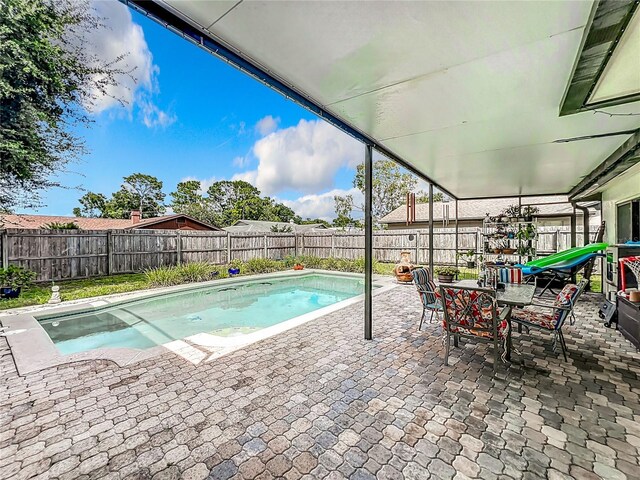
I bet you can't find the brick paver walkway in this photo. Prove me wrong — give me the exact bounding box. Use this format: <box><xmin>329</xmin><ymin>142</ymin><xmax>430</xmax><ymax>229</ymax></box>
<box><xmin>1</xmin><ymin>286</ymin><xmax>639</xmax><ymax>479</ymax></box>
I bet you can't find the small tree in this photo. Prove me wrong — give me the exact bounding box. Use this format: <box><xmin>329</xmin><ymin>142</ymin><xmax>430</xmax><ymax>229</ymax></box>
<box><xmin>270</xmin><ymin>225</ymin><xmax>293</xmax><ymax>233</ymax></box>
<box><xmin>44</xmin><ymin>221</ymin><xmax>80</xmax><ymax>230</ymax></box>
<box><xmin>0</xmin><ymin>0</ymin><xmax>132</xmax><ymax>212</ymax></box>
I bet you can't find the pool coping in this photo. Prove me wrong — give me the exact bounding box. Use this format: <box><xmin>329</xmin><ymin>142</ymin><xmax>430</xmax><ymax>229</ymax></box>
<box><xmin>1</xmin><ymin>270</ymin><xmax>397</xmax><ymax>375</ymax></box>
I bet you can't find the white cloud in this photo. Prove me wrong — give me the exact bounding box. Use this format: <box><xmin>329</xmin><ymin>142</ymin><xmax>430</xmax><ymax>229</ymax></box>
<box><xmin>140</xmin><ymin>98</ymin><xmax>177</xmax><ymax>128</ymax></box>
<box><xmin>231</xmin><ymin>170</ymin><xmax>258</xmax><ymax>185</ymax></box>
<box><xmin>255</xmin><ymin>115</ymin><xmax>280</xmax><ymax>136</ymax></box>
<box><xmin>237</xmin><ymin>119</ymin><xmax>362</xmax><ymax>195</ymax></box>
<box><xmin>232</xmin><ymin>156</ymin><xmax>249</xmax><ymax>168</ymax></box>
<box><xmin>82</xmin><ymin>1</ymin><xmax>174</xmax><ymax>127</ymax></box>
<box><xmin>280</xmin><ymin>188</ymin><xmax>363</xmax><ymax>221</ymax></box>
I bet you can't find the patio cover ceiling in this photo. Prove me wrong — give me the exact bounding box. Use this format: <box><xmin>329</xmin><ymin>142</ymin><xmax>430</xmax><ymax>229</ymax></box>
<box><xmin>132</xmin><ymin>0</ymin><xmax>640</xmax><ymax>200</ymax></box>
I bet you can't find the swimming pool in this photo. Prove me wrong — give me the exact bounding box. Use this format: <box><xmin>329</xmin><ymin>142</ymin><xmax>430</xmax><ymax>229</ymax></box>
<box><xmin>37</xmin><ymin>273</ymin><xmax>374</xmax><ymax>355</ymax></box>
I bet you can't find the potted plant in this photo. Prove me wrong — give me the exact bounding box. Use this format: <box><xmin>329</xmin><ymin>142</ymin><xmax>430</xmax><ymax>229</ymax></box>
<box><xmin>457</xmin><ymin>249</ymin><xmax>477</xmax><ymax>268</ymax></box>
<box><xmin>516</xmin><ymin>223</ymin><xmax>537</xmax><ymax>242</ymax></box>
<box><xmin>227</xmin><ymin>259</ymin><xmax>242</xmax><ymax>276</ymax></box>
<box><xmin>503</xmin><ymin>205</ymin><xmax>521</xmax><ymax>220</ymax></box>
<box><xmin>0</xmin><ymin>266</ymin><xmax>36</xmax><ymax>299</ymax></box>
<box><xmin>293</xmin><ymin>263</ymin><xmax>304</xmax><ymax>271</ymax></box>
<box><xmin>521</xmin><ymin>206</ymin><xmax>539</xmax><ymax>222</ymax></box>
<box><xmin>435</xmin><ymin>266</ymin><xmax>459</xmax><ymax>283</ymax></box>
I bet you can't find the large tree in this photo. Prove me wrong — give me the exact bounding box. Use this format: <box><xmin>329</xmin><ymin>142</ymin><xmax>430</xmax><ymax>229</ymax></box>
<box><xmin>334</xmin><ymin>160</ymin><xmax>418</xmax><ymax>222</ymax></box>
<box><xmin>169</xmin><ymin>179</ymin><xmax>299</xmax><ymax>227</ymax></box>
<box><xmin>72</xmin><ymin>192</ymin><xmax>109</xmax><ymax>218</ymax></box>
<box><xmin>170</xmin><ymin>180</ymin><xmax>217</xmax><ymax>225</ymax></box>
<box><xmin>0</xmin><ymin>0</ymin><xmax>130</xmax><ymax>212</ymax></box>
<box><xmin>112</xmin><ymin>173</ymin><xmax>166</xmax><ymax>218</ymax></box>
<box><xmin>74</xmin><ymin>173</ymin><xmax>165</xmax><ymax>219</ymax></box>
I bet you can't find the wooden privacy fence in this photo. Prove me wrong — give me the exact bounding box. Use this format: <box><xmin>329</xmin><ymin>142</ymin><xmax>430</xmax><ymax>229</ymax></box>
<box><xmin>0</xmin><ymin>227</ymin><xmax>599</xmax><ymax>282</ymax></box>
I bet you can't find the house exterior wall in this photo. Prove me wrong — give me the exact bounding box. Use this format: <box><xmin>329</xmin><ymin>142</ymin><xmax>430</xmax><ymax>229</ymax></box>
<box><xmin>600</xmin><ymin>163</ymin><xmax>640</xmax><ymax>296</ymax></box>
<box><xmin>137</xmin><ymin>218</ymin><xmax>217</xmax><ymax>231</ymax></box>
<box><xmin>601</xmin><ymin>162</ymin><xmax>640</xmax><ymax>246</ymax></box>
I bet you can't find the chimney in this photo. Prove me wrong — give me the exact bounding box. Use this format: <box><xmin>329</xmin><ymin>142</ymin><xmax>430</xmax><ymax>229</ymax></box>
<box><xmin>131</xmin><ymin>210</ymin><xmax>141</xmax><ymax>224</ymax></box>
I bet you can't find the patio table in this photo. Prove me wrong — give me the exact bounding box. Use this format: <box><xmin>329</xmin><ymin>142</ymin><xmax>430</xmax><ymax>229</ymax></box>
<box><xmin>454</xmin><ymin>279</ymin><xmax>536</xmax><ymax>361</ymax></box>
<box><xmin>455</xmin><ymin>279</ymin><xmax>536</xmax><ymax>307</ymax></box>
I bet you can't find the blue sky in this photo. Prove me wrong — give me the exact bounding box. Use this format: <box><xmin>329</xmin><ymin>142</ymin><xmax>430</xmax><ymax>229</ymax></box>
<box><xmin>31</xmin><ymin>1</ymin><xmax>365</xmax><ymax>220</ymax></box>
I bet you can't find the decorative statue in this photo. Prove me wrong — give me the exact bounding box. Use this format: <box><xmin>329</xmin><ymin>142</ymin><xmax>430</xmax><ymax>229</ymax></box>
<box><xmin>394</xmin><ymin>251</ymin><xmax>415</xmax><ymax>283</ymax></box>
<box><xmin>48</xmin><ymin>284</ymin><xmax>61</xmax><ymax>304</ymax></box>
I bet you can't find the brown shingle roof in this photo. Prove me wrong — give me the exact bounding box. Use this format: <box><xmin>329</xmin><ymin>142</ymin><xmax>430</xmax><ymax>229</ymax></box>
<box><xmin>0</xmin><ymin>214</ymin><xmax>222</xmax><ymax>231</ymax></box>
<box><xmin>0</xmin><ymin>215</ymin><xmax>133</xmax><ymax>230</ymax></box>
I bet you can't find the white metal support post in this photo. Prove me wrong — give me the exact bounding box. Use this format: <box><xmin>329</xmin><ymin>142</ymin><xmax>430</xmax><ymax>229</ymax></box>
<box><xmin>364</xmin><ymin>144</ymin><xmax>373</xmax><ymax>340</ymax></box>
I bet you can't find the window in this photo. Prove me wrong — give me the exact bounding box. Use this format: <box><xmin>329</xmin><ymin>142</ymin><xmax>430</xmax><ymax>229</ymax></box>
<box><xmin>617</xmin><ymin>198</ymin><xmax>640</xmax><ymax>243</ymax></box>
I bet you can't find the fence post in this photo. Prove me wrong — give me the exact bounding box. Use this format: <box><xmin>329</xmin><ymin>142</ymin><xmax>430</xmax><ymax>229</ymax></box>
<box><xmin>226</xmin><ymin>233</ymin><xmax>231</xmax><ymax>263</ymax></box>
<box><xmin>176</xmin><ymin>231</ymin><xmax>182</xmax><ymax>265</ymax></box>
<box><xmin>264</xmin><ymin>234</ymin><xmax>268</xmax><ymax>258</ymax></box>
<box><xmin>106</xmin><ymin>230</ymin><xmax>114</xmax><ymax>275</ymax></box>
<box><xmin>414</xmin><ymin>231</ymin><xmax>420</xmax><ymax>264</ymax></box>
<box><xmin>300</xmin><ymin>234</ymin><xmax>304</xmax><ymax>256</ymax></box>
<box><xmin>331</xmin><ymin>234</ymin><xmax>335</xmax><ymax>258</ymax></box>
<box><xmin>294</xmin><ymin>234</ymin><xmax>298</xmax><ymax>257</ymax></box>
<box><xmin>1</xmin><ymin>230</ymin><xmax>8</xmax><ymax>269</ymax></box>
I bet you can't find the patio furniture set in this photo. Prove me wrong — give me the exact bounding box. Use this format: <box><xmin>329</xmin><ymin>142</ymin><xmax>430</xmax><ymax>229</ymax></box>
<box><xmin>412</xmin><ymin>266</ymin><xmax>587</xmax><ymax>370</ymax></box>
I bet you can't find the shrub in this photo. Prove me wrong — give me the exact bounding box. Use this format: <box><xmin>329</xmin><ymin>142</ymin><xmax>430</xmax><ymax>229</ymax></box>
<box><xmin>228</xmin><ymin>258</ymin><xmax>244</xmax><ymax>270</ymax></box>
<box><xmin>282</xmin><ymin>255</ymin><xmax>297</xmax><ymax>268</ymax></box>
<box><xmin>434</xmin><ymin>266</ymin><xmax>460</xmax><ymax>276</ymax></box>
<box><xmin>44</xmin><ymin>221</ymin><xmax>80</xmax><ymax>230</ymax></box>
<box><xmin>179</xmin><ymin>262</ymin><xmax>217</xmax><ymax>283</ymax></box>
<box><xmin>144</xmin><ymin>266</ymin><xmax>183</xmax><ymax>287</ymax></box>
<box><xmin>245</xmin><ymin>258</ymin><xmax>282</xmax><ymax>274</ymax></box>
<box><xmin>0</xmin><ymin>265</ymin><xmax>37</xmax><ymax>289</ymax></box>
<box><xmin>321</xmin><ymin>257</ymin><xmax>340</xmax><ymax>271</ymax></box>
<box><xmin>294</xmin><ymin>255</ymin><xmax>323</xmax><ymax>269</ymax></box>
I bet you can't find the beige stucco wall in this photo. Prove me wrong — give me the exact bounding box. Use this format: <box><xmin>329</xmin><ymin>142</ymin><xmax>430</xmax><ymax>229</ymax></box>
<box><xmin>600</xmin><ymin>162</ymin><xmax>640</xmax><ymax>246</ymax></box>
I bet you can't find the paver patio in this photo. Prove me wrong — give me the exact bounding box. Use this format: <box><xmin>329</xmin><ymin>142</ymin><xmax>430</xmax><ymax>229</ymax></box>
<box><xmin>1</xmin><ymin>285</ymin><xmax>639</xmax><ymax>480</ymax></box>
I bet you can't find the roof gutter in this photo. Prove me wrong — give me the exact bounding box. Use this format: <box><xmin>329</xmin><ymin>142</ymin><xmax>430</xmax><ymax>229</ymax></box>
<box><xmin>120</xmin><ymin>0</ymin><xmax>457</xmax><ymax>200</ymax></box>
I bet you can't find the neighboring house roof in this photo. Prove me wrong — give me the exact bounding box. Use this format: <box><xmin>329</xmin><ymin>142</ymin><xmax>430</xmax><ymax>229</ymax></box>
<box><xmin>224</xmin><ymin>220</ymin><xmax>328</xmax><ymax>233</ymax></box>
<box><xmin>0</xmin><ymin>214</ymin><xmax>221</xmax><ymax>231</ymax></box>
<box><xmin>128</xmin><ymin>214</ymin><xmax>221</xmax><ymax>231</ymax></box>
<box><xmin>380</xmin><ymin>196</ymin><xmax>597</xmax><ymax>225</ymax></box>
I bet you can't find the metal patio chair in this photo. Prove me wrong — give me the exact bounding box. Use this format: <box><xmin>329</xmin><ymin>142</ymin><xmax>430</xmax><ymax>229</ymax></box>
<box><xmin>439</xmin><ymin>284</ymin><xmax>510</xmax><ymax>372</ymax></box>
<box><xmin>509</xmin><ymin>280</ymin><xmax>586</xmax><ymax>361</ymax></box>
<box><xmin>411</xmin><ymin>267</ymin><xmax>442</xmax><ymax>329</ymax></box>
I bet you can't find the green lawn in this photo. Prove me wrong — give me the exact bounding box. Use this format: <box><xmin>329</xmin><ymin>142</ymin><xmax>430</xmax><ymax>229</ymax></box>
<box><xmin>0</xmin><ymin>274</ymin><xmax>150</xmax><ymax>311</ymax></box>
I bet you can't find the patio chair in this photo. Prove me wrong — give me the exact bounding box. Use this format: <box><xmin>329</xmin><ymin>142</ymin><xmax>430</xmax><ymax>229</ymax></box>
<box><xmin>439</xmin><ymin>284</ymin><xmax>510</xmax><ymax>372</ymax></box>
<box><xmin>411</xmin><ymin>267</ymin><xmax>441</xmax><ymax>329</ymax></box>
<box><xmin>509</xmin><ymin>280</ymin><xmax>586</xmax><ymax>361</ymax></box>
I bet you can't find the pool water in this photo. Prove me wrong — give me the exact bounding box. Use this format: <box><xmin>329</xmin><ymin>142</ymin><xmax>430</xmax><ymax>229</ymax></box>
<box><xmin>39</xmin><ymin>274</ymin><xmax>369</xmax><ymax>355</ymax></box>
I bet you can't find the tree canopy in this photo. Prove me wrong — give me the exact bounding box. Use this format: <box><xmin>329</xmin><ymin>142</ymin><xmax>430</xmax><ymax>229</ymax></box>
<box><xmin>334</xmin><ymin>159</ymin><xmax>417</xmax><ymax>225</ymax></box>
<box><xmin>74</xmin><ymin>173</ymin><xmax>166</xmax><ymax>219</ymax></box>
<box><xmin>0</xmin><ymin>0</ymin><xmax>130</xmax><ymax>212</ymax></box>
<box><xmin>334</xmin><ymin>159</ymin><xmax>446</xmax><ymax>227</ymax></box>
<box><xmin>170</xmin><ymin>179</ymin><xmax>298</xmax><ymax>227</ymax></box>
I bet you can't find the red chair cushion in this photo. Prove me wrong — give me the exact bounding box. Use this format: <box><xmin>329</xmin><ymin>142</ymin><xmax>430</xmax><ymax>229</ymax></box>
<box><xmin>511</xmin><ymin>309</ymin><xmax>555</xmax><ymax>330</ymax></box>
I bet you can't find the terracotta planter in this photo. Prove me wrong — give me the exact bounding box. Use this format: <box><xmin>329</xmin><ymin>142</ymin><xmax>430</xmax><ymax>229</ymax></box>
<box><xmin>293</xmin><ymin>264</ymin><xmax>304</xmax><ymax>271</ymax></box>
<box><xmin>394</xmin><ymin>251</ymin><xmax>414</xmax><ymax>283</ymax></box>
